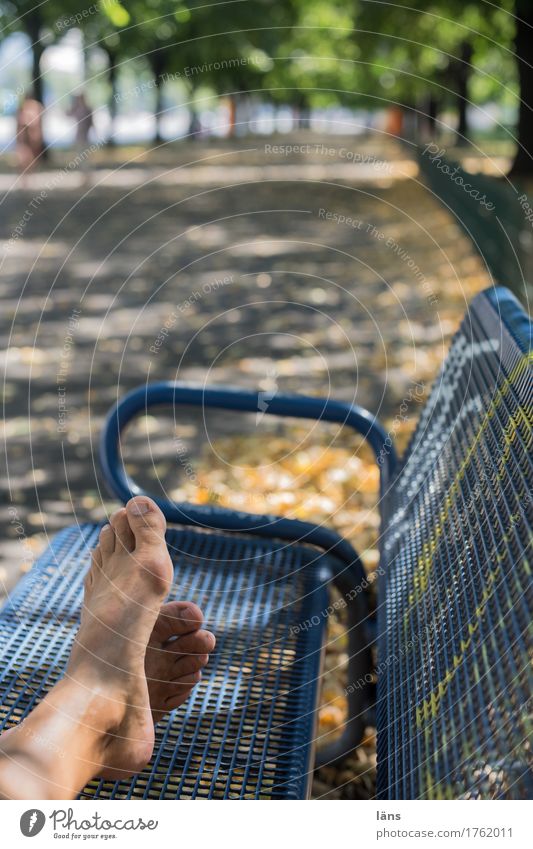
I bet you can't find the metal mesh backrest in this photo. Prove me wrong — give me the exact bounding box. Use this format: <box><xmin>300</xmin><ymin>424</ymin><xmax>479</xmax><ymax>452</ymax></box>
<box><xmin>377</xmin><ymin>287</ymin><xmax>532</xmax><ymax>799</ymax></box>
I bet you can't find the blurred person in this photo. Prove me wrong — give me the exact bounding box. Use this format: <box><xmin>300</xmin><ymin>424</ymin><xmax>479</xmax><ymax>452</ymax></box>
<box><xmin>68</xmin><ymin>92</ymin><xmax>94</xmax><ymax>148</ymax></box>
<box><xmin>68</xmin><ymin>93</ymin><xmax>94</xmax><ymax>182</ymax></box>
<box><xmin>16</xmin><ymin>93</ymin><xmax>44</xmax><ymax>186</ymax></box>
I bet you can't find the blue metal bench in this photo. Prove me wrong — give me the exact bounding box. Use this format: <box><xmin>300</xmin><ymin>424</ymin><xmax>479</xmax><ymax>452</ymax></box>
<box><xmin>0</xmin><ymin>286</ymin><xmax>530</xmax><ymax>799</ymax></box>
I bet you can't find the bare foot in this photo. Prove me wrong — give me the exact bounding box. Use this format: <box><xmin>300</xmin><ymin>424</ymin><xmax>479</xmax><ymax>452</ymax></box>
<box><xmin>101</xmin><ymin>599</ymin><xmax>215</xmax><ymax>779</ymax></box>
<box><xmin>65</xmin><ymin>496</ymin><xmax>215</xmax><ymax>780</ymax></box>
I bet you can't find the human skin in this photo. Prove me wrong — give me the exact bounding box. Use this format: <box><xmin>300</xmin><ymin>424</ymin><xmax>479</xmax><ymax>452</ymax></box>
<box><xmin>0</xmin><ymin>496</ymin><xmax>215</xmax><ymax>799</ymax></box>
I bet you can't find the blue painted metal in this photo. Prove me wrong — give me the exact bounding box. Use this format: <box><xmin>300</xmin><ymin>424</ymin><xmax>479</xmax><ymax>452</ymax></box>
<box><xmin>0</xmin><ymin>525</ymin><xmax>330</xmax><ymax>798</ymax></box>
<box><xmin>484</xmin><ymin>285</ymin><xmax>532</xmax><ymax>353</ymax></box>
<box><xmin>377</xmin><ymin>286</ymin><xmax>533</xmax><ymax>799</ymax></box>
<box><xmin>100</xmin><ymin>383</ymin><xmax>396</xmax><ymax>571</ymax></box>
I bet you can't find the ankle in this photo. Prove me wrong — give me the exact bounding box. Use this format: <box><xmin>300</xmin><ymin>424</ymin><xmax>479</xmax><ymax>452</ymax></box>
<box><xmin>54</xmin><ymin>678</ymin><xmax>128</xmax><ymax>738</ymax></box>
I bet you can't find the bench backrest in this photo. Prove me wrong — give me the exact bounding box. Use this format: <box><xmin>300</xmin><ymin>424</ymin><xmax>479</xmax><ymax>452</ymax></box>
<box><xmin>378</xmin><ymin>287</ymin><xmax>532</xmax><ymax>799</ymax></box>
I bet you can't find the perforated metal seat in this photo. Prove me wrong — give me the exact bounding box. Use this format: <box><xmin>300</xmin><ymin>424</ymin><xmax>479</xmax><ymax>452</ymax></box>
<box><xmin>377</xmin><ymin>287</ymin><xmax>532</xmax><ymax>799</ymax></box>
<box><xmin>0</xmin><ymin>525</ymin><xmax>331</xmax><ymax>799</ymax></box>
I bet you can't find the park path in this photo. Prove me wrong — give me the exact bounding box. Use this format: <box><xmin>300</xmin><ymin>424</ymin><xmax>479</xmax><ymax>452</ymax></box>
<box><xmin>0</xmin><ymin>134</ymin><xmax>491</xmax><ymax>797</ymax></box>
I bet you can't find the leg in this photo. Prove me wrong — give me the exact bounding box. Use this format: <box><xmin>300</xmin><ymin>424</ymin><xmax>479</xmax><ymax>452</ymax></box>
<box><xmin>0</xmin><ymin>497</ymin><xmax>215</xmax><ymax>799</ymax></box>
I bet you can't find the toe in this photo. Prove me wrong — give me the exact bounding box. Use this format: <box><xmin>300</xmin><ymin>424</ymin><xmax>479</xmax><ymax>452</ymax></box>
<box><xmin>99</xmin><ymin>523</ymin><xmax>115</xmax><ymax>555</ymax></box>
<box><xmin>165</xmin><ymin>628</ymin><xmax>216</xmax><ymax>657</ymax></box>
<box><xmin>126</xmin><ymin>496</ymin><xmax>167</xmax><ymax>550</ymax></box>
<box><xmin>151</xmin><ymin>679</ymin><xmax>197</xmax><ymax>722</ymax></box>
<box><xmin>150</xmin><ymin>601</ymin><xmax>204</xmax><ymax>644</ymax></box>
<box><xmin>146</xmin><ymin>651</ymin><xmax>207</xmax><ymax>689</ymax></box>
<box><xmin>164</xmin><ymin>672</ymin><xmax>202</xmax><ymax>708</ymax></box>
<box><xmin>110</xmin><ymin>508</ymin><xmax>135</xmax><ymax>553</ymax></box>
<box><xmin>172</xmin><ymin>652</ymin><xmax>209</xmax><ymax>679</ymax></box>
<box><xmin>85</xmin><ymin>545</ymin><xmax>102</xmax><ymax>590</ymax></box>
<box><xmin>91</xmin><ymin>545</ymin><xmax>103</xmax><ymax>570</ymax></box>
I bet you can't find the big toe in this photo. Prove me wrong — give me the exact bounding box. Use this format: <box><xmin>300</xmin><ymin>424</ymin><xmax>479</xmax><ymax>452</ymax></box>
<box><xmin>126</xmin><ymin>496</ymin><xmax>167</xmax><ymax>550</ymax></box>
<box><xmin>125</xmin><ymin>497</ymin><xmax>172</xmax><ymax>592</ymax></box>
<box><xmin>110</xmin><ymin>507</ymin><xmax>135</xmax><ymax>552</ymax></box>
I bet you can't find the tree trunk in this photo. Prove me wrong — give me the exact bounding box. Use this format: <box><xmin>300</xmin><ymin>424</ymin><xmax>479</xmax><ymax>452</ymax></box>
<box><xmin>187</xmin><ymin>86</ymin><xmax>201</xmax><ymax>138</ymax></box>
<box><xmin>295</xmin><ymin>94</ymin><xmax>310</xmax><ymax>129</ymax></box>
<box><xmin>23</xmin><ymin>8</ymin><xmax>47</xmax><ymax>159</ymax></box>
<box><xmin>24</xmin><ymin>8</ymin><xmax>44</xmax><ymax>104</ymax></box>
<box><xmin>227</xmin><ymin>94</ymin><xmax>237</xmax><ymax>136</ymax></box>
<box><xmin>105</xmin><ymin>49</ymin><xmax>118</xmax><ymax>146</ymax></box>
<box><xmin>149</xmin><ymin>50</ymin><xmax>167</xmax><ymax>143</ymax></box>
<box><xmin>456</xmin><ymin>42</ymin><xmax>472</xmax><ymax>145</ymax></box>
<box><xmin>427</xmin><ymin>93</ymin><xmax>438</xmax><ymax>136</ymax></box>
<box><xmin>154</xmin><ymin>76</ymin><xmax>164</xmax><ymax>142</ymax></box>
<box><xmin>509</xmin><ymin>0</ymin><xmax>533</xmax><ymax>174</ymax></box>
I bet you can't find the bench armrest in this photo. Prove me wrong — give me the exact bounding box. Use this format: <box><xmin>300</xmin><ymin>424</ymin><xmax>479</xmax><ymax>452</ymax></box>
<box><xmin>100</xmin><ymin>381</ymin><xmax>396</xmax><ymax>567</ymax></box>
<box><xmin>100</xmin><ymin>381</ymin><xmax>395</xmax><ymax>768</ymax></box>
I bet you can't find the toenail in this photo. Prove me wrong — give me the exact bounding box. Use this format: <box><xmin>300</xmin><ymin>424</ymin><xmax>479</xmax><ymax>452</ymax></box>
<box><xmin>129</xmin><ymin>500</ymin><xmax>150</xmax><ymax>515</ymax></box>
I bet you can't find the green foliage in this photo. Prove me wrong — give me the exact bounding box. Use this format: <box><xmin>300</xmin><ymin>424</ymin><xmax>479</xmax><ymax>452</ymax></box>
<box><xmin>354</xmin><ymin>0</ymin><xmax>517</xmax><ymax>109</ymax></box>
<box><xmin>264</xmin><ymin>1</ymin><xmax>359</xmax><ymax>107</ymax></box>
<box><xmin>0</xmin><ymin>0</ymin><xmax>520</xmax><ymax>121</ymax></box>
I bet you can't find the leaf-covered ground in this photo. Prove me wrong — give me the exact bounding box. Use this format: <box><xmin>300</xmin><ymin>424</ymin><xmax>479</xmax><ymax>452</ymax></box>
<box><xmin>0</xmin><ymin>134</ymin><xmax>491</xmax><ymax>797</ymax></box>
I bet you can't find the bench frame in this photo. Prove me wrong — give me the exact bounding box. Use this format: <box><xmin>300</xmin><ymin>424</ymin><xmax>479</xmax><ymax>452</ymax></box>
<box><xmin>100</xmin><ymin>383</ymin><xmax>397</xmax><ymax>767</ymax></box>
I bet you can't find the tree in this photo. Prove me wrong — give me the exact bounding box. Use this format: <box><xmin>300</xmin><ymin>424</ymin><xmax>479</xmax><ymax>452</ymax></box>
<box><xmin>354</xmin><ymin>0</ymin><xmax>517</xmax><ymax>145</ymax></box>
<box><xmin>262</xmin><ymin>0</ymin><xmax>359</xmax><ymax>121</ymax></box>
<box><xmin>133</xmin><ymin>0</ymin><xmax>295</xmax><ymax>138</ymax></box>
<box><xmin>81</xmin><ymin>2</ymin><xmax>132</xmax><ymax>143</ymax></box>
<box><xmin>0</xmin><ymin>0</ymin><xmax>80</xmax><ymax>104</ymax></box>
<box><xmin>81</xmin><ymin>0</ymin><xmax>291</xmax><ymax>140</ymax></box>
<box><xmin>509</xmin><ymin>0</ymin><xmax>533</xmax><ymax>174</ymax></box>
<box><xmin>352</xmin><ymin>0</ymin><xmax>533</xmax><ymax>173</ymax></box>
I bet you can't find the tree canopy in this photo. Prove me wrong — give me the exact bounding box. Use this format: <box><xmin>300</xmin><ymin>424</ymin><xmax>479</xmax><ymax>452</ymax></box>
<box><xmin>1</xmin><ymin>0</ymin><xmax>530</xmax><ymax>170</ymax></box>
